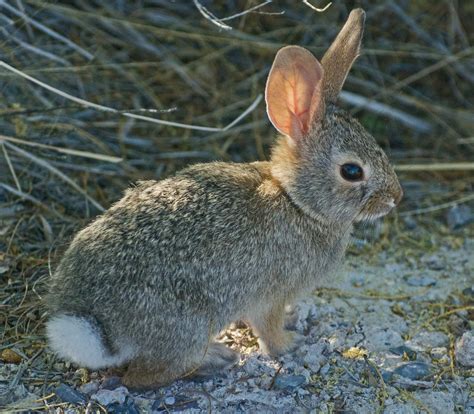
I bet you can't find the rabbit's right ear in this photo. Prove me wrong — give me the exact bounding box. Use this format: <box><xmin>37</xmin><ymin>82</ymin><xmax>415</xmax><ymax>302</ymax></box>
<box><xmin>265</xmin><ymin>46</ymin><xmax>325</xmax><ymax>143</ymax></box>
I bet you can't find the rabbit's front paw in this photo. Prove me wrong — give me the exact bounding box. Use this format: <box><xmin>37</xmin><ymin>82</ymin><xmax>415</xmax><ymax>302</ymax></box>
<box><xmin>259</xmin><ymin>330</ymin><xmax>305</xmax><ymax>357</ymax></box>
<box><xmin>194</xmin><ymin>342</ymin><xmax>240</xmax><ymax>378</ymax></box>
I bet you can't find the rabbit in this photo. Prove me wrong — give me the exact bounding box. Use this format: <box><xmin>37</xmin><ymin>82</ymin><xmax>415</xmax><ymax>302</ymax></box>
<box><xmin>46</xmin><ymin>8</ymin><xmax>402</xmax><ymax>389</ymax></box>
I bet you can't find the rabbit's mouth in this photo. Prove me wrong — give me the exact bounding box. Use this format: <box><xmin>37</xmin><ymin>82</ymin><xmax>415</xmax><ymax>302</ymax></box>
<box><xmin>355</xmin><ymin>199</ymin><xmax>396</xmax><ymax>222</ymax></box>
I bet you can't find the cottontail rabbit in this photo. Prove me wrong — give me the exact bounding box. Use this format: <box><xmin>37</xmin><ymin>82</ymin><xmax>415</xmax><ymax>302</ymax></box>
<box><xmin>46</xmin><ymin>8</ymin><xmax>402</xmax><ymax>389</ymax></box>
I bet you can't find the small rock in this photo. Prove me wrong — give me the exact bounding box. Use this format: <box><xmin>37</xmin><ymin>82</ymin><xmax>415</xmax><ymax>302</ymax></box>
<box><xmin>383</xmin><ymin>403</ymin><xmax>417</xmax><ymax>414</ymax></box>
<box><xmin>389</xmin><ymin>346</ymin><xmax>417</xmax><ymax>360</ymax></box>
<box><xmin>403</xmin><ymin>216</ymin><xmax>417</xmax><ymax>230</ymax></box>
<box><xmin>392</xmin><ymin>362</ymin><xmax>433</xmax><ymax>381</ymax></box>
<box><xmin>391</xmin><ymin>377</ymin><xmax>434</xmax><ymax>391</ymax></box>
<box><xmin>164</xmin><ymin>396</ymin><xmax>175</xmax><ymax>405</ymax></box>
<box><xmin>0</xmin><ymin>383</ymin><xmax>28</xmax><ymax>405</ymax></box>
<box><xmin>273</xmin><ymin>374</ymin><xmax>306</xmax><ymax>390</ymax></box>
<box><xmin>413</xmin><ymin>391</ymin><xmax>455</xmax><ymax>414</ymax></box>
<box><xmin>407</xmin><ymin>331</ymin><xmax>449</xmax><ymax>350</ymax></box>
<box><xmin>364</xmin><ymin>327</ymin><xmax>404</xmax><ymax>351</ymax></box>
<box><xmin>0</xmin><ymin>349</ymin><xmax>22</xmax><ymax>364</ymax></box>
<box><xmin>350</xmin><ymin>273</ymin><xmax>366</xmax><ymax>287</ymax></box>
<box><xmin>386</xmin><ymin>386</ymin><xmax>399</xmax><ymax>397</ymax></box>
<box><xmin>91</xmin><ymin>386</ymin><xmax>128</xmax><ymax>406</ymax></box>
<box><xmin>320</xmin><ymin>363</ymin><xmax>330</xmax><ymax>376</ymax></box>
<box><xmin>302</xmin><ymin>342</ymin><xmax>327</xmax><ymax>372</ymax></box>
<box><xmin>376</xmin><ymin>369</ymin><xmax>393</xmax><ymax>383</ymax></box>
<box><xmin>79</xmin><ymin>381</ymin><xmax>99</xmax><ymax>395</ymax></box>
<box><xmin>462</xmin><ymin>286</ymin><xmax>474</xmax><ymax>297</ymax></box>
<box><xmin>430</xmin><ymin>347</ymin><xmax>447</xmax><ymax>359</ymax></box>
<box><xmin>101</xmin><ymin>376</ymin><xmax>122</xmax><ymax>390</ymax></box>
<box><xmin>404</xmin><ymin>275</ymin><xmax>437</xmax><ymax>287</ymax></box>
<box><xmin>54</xmin><ymin>384</ymin><xmax>86</xmax><ymax>405</ymax></box>
<box><xmin>151</xmin><ymin>399</ymin><xmax>163</xmax><ymax>411</ymax></box>
<box><xmin>446</xmin><ymin>205</ymin><xmax>472</xmax><ymax>230</ymax></box>
<box><xmin>286</xmin><ymin>300</ymin><xmax>319</xmax><ymax>331</ymax></box>
<box><xmin>455</xmin><ymin>331</ymin><xmax>474</xmax><ymax>367</ymax></box>
<box><xmin>108</xmin><ymin>399</ymin><xmax>139</xmax><ymax>414</ymax></box>
<box><xmin>424</xmin><ymin>255</ymin><xmax>445</xmax><ymax>271</ymax></box>
<box><xmin>447</xmin><ymin>314</ymin><xmax>469</xmax><ymax>336</ymax></box>
<box><xmin>134</xmin><ymin>397</ymin><xmax>153</xmax><ymax>412</ymax></box>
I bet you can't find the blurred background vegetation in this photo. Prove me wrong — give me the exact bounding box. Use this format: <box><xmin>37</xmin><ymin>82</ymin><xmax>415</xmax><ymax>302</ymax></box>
<box><xmin>0</xmin><ymin>0</ymin><xmax>472</xmax><ymax>365</ymax></box>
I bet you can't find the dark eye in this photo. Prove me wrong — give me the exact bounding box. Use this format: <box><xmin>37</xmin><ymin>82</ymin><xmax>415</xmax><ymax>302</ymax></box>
<box><xmin>340</xmin><ymin>163</ymin><xmax>364</xmax><ymax>181</ymax></box>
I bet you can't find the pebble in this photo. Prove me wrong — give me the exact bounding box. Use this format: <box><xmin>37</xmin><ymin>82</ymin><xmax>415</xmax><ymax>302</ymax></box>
<box><xmin>384</xmin><ymin>403</ymin><xmax>417</xmax><ymax>414</ymax></box>
<box><xmin>413</xmin><ymin>391</ymin><xmax>455</xmax><ymax>414</ymax></box>
<box><xmin>0</xmin><ymin>384</ymin><xmax>26</xmax><ymax>405</ymax></box>
<box><xmin>364</xmin><ymin>327</ymin><xmax>404</xmax><ymax>350</ymax></box>
<box><xmin>79</xmin><ymin>381</ymin><xmax>99</xmax><ymax>395</ymax></box>
<box><xmin>389</xmin><ymin>346</ymin><xmax>417</xmax><ymax>360</ymax></box>
<box><xmin>302</xmin><ymin>343</ymin><xmax>327</xmax><ymax>372</ymax></box>
<box><xmin>134</xmin><ymin>397</ymin><xmax>153</xmax><ymax>412</ymax></box>
<box><xmin>446</xmin><ymin>205</ymin><xmax>472</xmax><ymax>230</ymax></box>
<box><xmin>381</xmin><ymin>370</ymin><xmax>394</xmax><ymax>383</ymax></box>
<box><xmin>403</xmin><ymin>216</ymin><xmax>418</xmax><ymax>230</ymax></box>
<box><xmin>462</xmin><ymin>286</ymin><xmax>474</xmax><ymax>297</ymax></box>
<box><xmin>386</xmin><ymin>386</ymin><xmax>399</xmax><ymax>397</ymax></box>
<box><xmin>404</xmin><ymin>275</ymin><xmax>437</xmax><ymax>287</ymax></box>
<box><xmin>447</xmin><ymin>314</ymin><xmax>469</xmax><ymax>336</ymax></box>
<box><xmin>54</xmin><ymin>383</ymin><xmax>86</xmax><ymax>405</ymax></box>
<box><xmin>392</xmin><ymin>362</ymin><xmax>433</xmax><ymax>381</ymax></box>
<box><xmin>455</xmin><ymin>331</ymin><xmax>474</xmax><ymax>367</ymax></box>
<box><xmin>164</xmin><ymin>396</ymin><xmax>175</xmax><ymax>405</ymax></box>
<box><xmin>108</xmin><ymin>400</ymin><xmax>140</xmax><ymax>414</ymax></box>
<box><xmin>350</xmin><ymin>273</ymin><xmax>366</xmax><ymax>287</ymax></box>
<box><xmin>91</xmin><ymin>386</ymin><xmax>128</xmax><ymax>406</ymax></box>
<box><xmin>101</xmin><ymin>376</ymin><xmax>122</xmax><ymax>390</ymax></box>
<box><xmin>407</xmin><ymin>331</ymin><xmax>449</xmax><ymax>350</ymax></box>
<box><xmin>424</xmin><ymin>255</ymin><xmax>445</xmax><ymax>271</ymax></box>
<box><xmin>273</xmin><ymin>375</ymin><xmax>306</xmax><ymax>390</ymax></box>
<box><xmin>430</xmin><ymin>347</ymin><xmax>447</xmax><ymax>359</ymax></box>
<box><xmin>151</xmin><ymin>399</ymin><xmax>163</xmax><ymax>411</ymax></box>
<box><xmin>0</xmin><ymin>349</ymin><xmax>22</xmax><ymax>364</ymax></box>
<box><xmin>319</xmin><ymin>363</ymin><xmax>330</xmax><ymax>376</ymax></box>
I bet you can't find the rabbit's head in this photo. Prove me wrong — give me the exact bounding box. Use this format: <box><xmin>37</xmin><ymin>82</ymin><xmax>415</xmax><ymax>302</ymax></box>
<box><xmin>267</xmin><ymin>9</ymin><xmax>402</xmax><ymax>224</ymax></box>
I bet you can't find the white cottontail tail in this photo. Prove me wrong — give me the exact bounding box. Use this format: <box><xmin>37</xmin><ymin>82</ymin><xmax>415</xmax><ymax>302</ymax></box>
<box><xmin>46</xmin><ymin>9</ymin><xmax>402</xmax><ymax>389</ymax></box>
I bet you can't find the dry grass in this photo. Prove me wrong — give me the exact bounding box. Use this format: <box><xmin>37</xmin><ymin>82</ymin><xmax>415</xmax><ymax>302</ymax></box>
<box><xmin>0</xmin><ymin>0</ymin><xmax>473</xmax><ymax>411</ymax></box>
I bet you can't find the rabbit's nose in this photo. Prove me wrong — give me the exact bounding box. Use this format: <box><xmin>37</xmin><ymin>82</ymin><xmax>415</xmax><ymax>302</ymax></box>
<box><xmin>394</xmin><ymin>187</ymin><xmax>403</xmax><ymax>205</ymax></box>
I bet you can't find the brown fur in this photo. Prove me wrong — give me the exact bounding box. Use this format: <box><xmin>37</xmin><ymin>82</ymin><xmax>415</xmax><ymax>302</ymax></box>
<box><xmin>45</xmin><ymin>8</ymin><xmax>402</xmax><ymax>389</ymax></box>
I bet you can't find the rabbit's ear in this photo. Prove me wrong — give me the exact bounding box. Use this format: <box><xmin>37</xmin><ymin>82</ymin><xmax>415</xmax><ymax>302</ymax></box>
<box><xmin>265</xmin><ymin>46</ymin><xmax>325</xmax><ymax>142</ymax></box>
<box><xmin>321</xmin><ymin>8</ymin><xmax>365</xmax><ymax>103</ymax></box>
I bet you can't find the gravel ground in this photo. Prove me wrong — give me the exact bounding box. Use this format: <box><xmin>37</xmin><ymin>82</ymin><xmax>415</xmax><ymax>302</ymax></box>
<box><xmin>1</xmin><ymin>231</ymin><xmax>473</xmax><ymax>413</ymax></box>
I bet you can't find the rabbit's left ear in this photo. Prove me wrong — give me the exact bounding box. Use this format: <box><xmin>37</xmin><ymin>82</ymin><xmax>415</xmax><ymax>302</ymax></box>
<box><xmin>265</xmin><ymin>46</ymin><xmax>325</xmax><ymax>142</ymax></box>
<box><xmin>321</xmin><ymin>8</ymin><xmax>365</xmax><ymax>103</ymax></box>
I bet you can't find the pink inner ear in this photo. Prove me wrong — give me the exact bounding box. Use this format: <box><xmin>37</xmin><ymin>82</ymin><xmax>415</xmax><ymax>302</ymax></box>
<box><xmin>265</xmin><ymin>46</ymin><xmax>324</xmax><ymax>141</ymax></box>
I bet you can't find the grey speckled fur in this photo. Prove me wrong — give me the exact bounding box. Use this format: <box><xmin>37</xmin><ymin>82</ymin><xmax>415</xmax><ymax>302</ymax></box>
<box><xmin>46</xmin><ymin>9</ymin><xmax>402</xmax><ymax>388</ymax></box>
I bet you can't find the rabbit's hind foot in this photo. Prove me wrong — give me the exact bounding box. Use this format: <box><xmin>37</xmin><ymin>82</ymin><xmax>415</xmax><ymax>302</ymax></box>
<box><xmin>122</xmin><ymin>358</ymin><xmax>180</xmax><ymax>390</ymax></box>
<box><xmin>192</xmin><ymin>342</ymin><xmax>239</xmax><ymax>378</ymax></box>
<box><xmin>121</xmin><ymin>343</ymin><xmax>239</xmax><ymax>390</ymax></box>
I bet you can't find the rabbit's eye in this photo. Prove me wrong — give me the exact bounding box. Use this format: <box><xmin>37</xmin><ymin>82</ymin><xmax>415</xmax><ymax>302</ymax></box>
<box><xmin>340</xmin><ymin>163</ymin><xmax>364</xmax><ymax>181</ymax></box>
